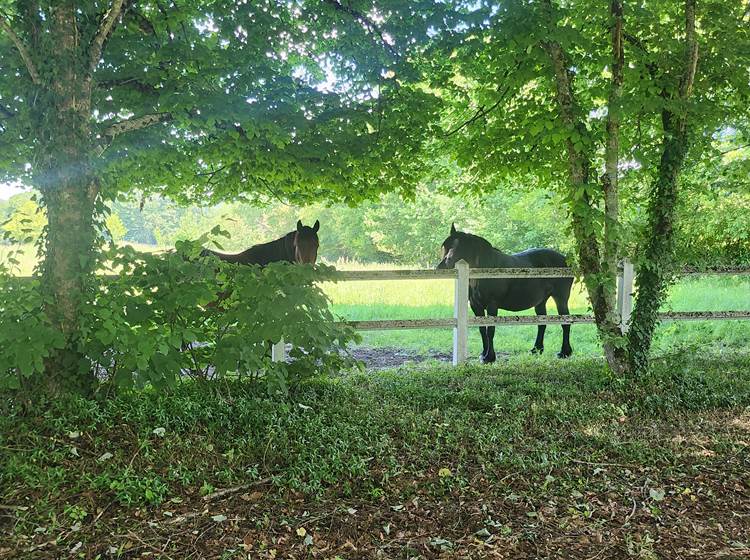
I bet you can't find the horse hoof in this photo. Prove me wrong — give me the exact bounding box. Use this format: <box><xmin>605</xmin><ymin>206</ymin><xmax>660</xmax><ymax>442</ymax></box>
<box><xmin>530</xmin><ymin>346</ymin><xmax>544</xmax><ymax>355</ymax></box>
<box><xmin>556</xmin><ymin>350</ymin><xmax>572</xmax><ymax>359</ymax></box>
<box><xmin>480</xmin><ymin>353</ymin><xmax>496</xmax><ymax>364</ymax></box>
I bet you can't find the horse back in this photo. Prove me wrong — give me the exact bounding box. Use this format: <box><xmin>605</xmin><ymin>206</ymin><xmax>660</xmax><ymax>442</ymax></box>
<box><xmin>509</xmin><ymin>248</ymin><xmax>568</xmax><ymax>268</ymax></box>
<box><xmin>471</xmin><ymin>247</ymin><xmax>571</xmax><ymax>312</ymax></box>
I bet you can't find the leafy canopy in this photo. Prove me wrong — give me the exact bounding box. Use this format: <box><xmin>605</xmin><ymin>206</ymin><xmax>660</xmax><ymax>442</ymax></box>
<box><xmin>0</xmin><ymin>0</ymin><xmax>445</xmax><ymax>205</ymax></box>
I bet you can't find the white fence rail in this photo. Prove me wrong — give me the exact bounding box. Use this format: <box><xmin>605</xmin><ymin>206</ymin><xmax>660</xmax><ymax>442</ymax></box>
<box><xmin>10</xmin><ymin>262</ymin><xmax>748</xmax><ymax>366</ymax></box>
<box><xmin>305</xmin><ymin>259</ymin><xmax>749</xmax><ymax>366</ymax></box>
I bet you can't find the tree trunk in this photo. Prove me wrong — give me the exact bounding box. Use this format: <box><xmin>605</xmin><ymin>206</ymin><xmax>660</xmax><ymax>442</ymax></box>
<box><xmin>626</xmin><ymin>0</ymin><xmax>698</xmax><ymax>376</ymax></box>
<box><xmin>545</xmin><ymin>39</ymin><xmax>630</xmax><ymax>376</ymax></box>
<box><xmin>28</xmin><ymin>4</ymin><xmax>99</xmax><ymax>395</ymax></box>
<box><xmin>627</xmin><ymin>119</ymin><xmax>688</xmax><ymax>374</ymax></box>
<box><xmin>38</xmin><ymin>180</ymin><xmax>98</xmax><ymax>394</ymax></box>
<box><xmin>602</xmin><ymin>0</ymin><xmax>624</xmax><ymax>325</ymax></box>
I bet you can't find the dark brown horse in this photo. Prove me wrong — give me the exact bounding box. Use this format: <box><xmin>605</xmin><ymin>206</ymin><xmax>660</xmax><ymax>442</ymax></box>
<box><xmin>436</xmin><ymin>224</ymin><xmax>573</xmax><ymax>362</ymax></box>
<box><xmin>202</xmin><ymin>220</ymin><xmax>320</xmax><ymax>265</ymax></box>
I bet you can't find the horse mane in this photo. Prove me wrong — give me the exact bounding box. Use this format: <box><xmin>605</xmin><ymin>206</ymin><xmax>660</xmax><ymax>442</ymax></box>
<box><xmin>454</xmin><ymin>231</ymin><xmax>509</xmax><ymax>267</ymax></box>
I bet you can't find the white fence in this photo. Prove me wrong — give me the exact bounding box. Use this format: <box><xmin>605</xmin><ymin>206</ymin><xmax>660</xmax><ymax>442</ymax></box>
<box><xmin>271</xmin><ymin>260</ymin><xmax>750</xmax><ymax>365</ymax></box>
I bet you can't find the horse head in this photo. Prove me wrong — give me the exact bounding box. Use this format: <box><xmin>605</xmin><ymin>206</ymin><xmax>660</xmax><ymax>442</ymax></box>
<box><xmin>294</xmin><ymin>219</ymin><xmax>320</xmax><ymax>264</ymax></box>
<box><xmin>436</xmin><ymin>223</ymin><xmax>485</xmax><ymax>269</ymax></box>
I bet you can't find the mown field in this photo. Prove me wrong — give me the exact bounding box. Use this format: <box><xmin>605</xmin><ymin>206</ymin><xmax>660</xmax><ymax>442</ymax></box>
<box><xmin>323</xmin><ymin>262</ymin><xmax>750</xmax><ymax>361</ymax></box>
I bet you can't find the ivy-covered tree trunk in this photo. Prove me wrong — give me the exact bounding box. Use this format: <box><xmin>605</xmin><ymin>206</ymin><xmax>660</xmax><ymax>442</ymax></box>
<box><xmin>26</xmin><ymin>4</ymin><xmax>101</xmax><ymax>394</ymax></box>
<box><xmin>627</xmin><ymin>120</ymin><xmax>689</xmax><ymax>374</ymax></box>
<box><xmin>545</xmin><ymin>40</ymin><xmax>630</xmax><ymax>376</ymax></box>
<box><xmin>626</xmin><ymin>0</ymin><xmax>698</xmax><ymax>375</ymax></box>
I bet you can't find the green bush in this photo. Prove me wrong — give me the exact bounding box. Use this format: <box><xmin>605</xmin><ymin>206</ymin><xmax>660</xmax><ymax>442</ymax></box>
<box><xmin>0</xmin><ymin>240</ymin><xmax>358</xmax><ymax>395</ymax></box>
<box><xmin>0</xmin><ymin>275</ymin><xmax>64</xmax><ymax>389</ymax></box>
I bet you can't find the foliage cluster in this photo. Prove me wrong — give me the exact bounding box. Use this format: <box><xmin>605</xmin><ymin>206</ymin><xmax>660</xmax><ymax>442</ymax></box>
<box><xmin>2</xmin><ymin>353</ymin><xmax>749</xmax><ymax>513</ymax></box>
<box><xmin>4</xmin><ymin>161</ymin><xmax>748</xmax><ymax>268</ymax></box>
<box><xmin>0</xmin><ymin>236</ymin><xmax>357</xmax><ymax>395</ymax></box>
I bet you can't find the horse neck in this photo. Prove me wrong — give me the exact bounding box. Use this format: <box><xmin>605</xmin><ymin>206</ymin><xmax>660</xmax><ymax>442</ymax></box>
<box><xmin>278</xmin><ymin>232</ymin><xmax>296</xmax><ymax>262</ymax></box>
<box><xmin>475</xmin><ymin>244</ymin><xmax>511</xmax><ymax>268</ymax></box>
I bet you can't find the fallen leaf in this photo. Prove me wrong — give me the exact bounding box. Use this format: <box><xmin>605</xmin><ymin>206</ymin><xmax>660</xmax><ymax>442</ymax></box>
<box><xmin>475</xmin><ymin>528</ymin><xmax>491</xmax><ymax>538</ymax></box>
<box><xmin>296</xmin><ymin>527</ymin><xmax>306</xmax><ymax>537</ymax></box>
<box><xmin>241</xmin><ymin>491</ymin><xmax>264</xmax><ymax>502</ymax></box>
<box><xmin>649</xmin><ymin>488</ymin><xmax>666</xmax><ymax>502</ymax></box>
<box><xmin>211</xmin><ymin>514</ymin><xmax>227</xmax><ymax>523</ymax></box>
<box><xmin>242</xmin><ymin>534</ymin><xmax>253</xmax><ymax>551</ymax></box>
<box><xmin>152</xmin><ymin>427</ymin><xmax>166</xmax><ymax>438</ymax></box>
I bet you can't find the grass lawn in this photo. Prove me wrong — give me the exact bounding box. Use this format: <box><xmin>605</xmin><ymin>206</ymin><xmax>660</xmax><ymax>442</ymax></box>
<box><xmin>2</xmin><ymin>353</ymin><xmax>750</xmax><ymax>558</ymax></box>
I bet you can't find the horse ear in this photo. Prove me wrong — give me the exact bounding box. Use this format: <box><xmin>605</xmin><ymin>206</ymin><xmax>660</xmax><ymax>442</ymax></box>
<box><xmin>450</xmin><ymin>223</ymin><xmax>457</xmax><ymax>235</ymax></box>
<box><xmin>297</xmin><ymin>220</ymin><xmax>303</xmax><ymax>232</ymax></box>
<box><xmin>313</xmin><ymin>220</ymin><xmax>320</xmax><ymax>233</ymax></box>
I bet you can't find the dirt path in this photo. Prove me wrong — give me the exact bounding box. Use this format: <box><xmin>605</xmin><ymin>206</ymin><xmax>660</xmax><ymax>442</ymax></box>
<box><xmin>348</xmin><ymin>345</ymin><xmax>453</xmax><ymax>369</ymax></box>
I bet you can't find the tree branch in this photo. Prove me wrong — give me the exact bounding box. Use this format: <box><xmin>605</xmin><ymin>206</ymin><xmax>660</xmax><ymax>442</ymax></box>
<box><xmin>719</xmin><ymin>143</ymin><xmax>750</xmax><ymax>155</ymax></box>
<box><xmin>97</xmin><ymin>77</ymin><xmax>158</xmax><ymax>95</ymax></box>
<box><xmin>89</xmin><ymin>0</ymin><xmax>127</xmax><ymax>74</ymax></box>
<box><xmin>0</xmin><ymin>13</ymin><xmax>40</xmax><ymax>83</ymax></box>
<box><xmin>623</xmin><ymin>33</ymin><xmax>658</xmax><ymax>82</ymax></box>
<box><xmin>678</xmin><ymin>0</ymin><xmax>698</xmax><ymax>100</ymax></box>
<box><xmin>444</xmin><ymin>62</ymin><xmax>521</xmax><ymax>137</ymax></box>
<box><xmin>322</xmin><ymin>0</ymin><xmax>397</xmax><ymax>57</ymax></box>
<box><xmin>102</xmin><ymin>112</ymin><xmax>173</xmax><ymax>138</ymax></box>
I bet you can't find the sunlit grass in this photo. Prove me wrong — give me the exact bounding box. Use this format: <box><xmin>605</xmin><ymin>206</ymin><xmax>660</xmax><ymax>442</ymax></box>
<box><xmin>325</xmin><ymin>262</ymin><xmax>750</xmax><ymax>358</ymax></box>
<box><xmin>0</xmin><ymin>242</ymin><xmax>167</xmax><ymax>276</ymax></box>
<box><xmin>3</xmin><ymin>246</ymin><xmax>747</xmax><ymax>358</ymax></box>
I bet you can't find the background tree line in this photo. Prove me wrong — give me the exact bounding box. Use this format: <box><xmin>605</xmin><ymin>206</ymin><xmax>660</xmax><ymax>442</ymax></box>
<box><xmin>3</xmin><ymin>142</ymin><xmax>747</xmax><ymax>268</ymax></box>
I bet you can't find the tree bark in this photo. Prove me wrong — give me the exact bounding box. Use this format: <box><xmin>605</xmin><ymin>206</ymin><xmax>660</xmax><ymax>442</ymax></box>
<box><xmin>626</xmin><ymin>0</ymin><xmax>698</xmax><ymax>375</ymax></box>
<box><xmin>627</xmin><ymin>117</ymin><xmax>689</xmax><ymax>374</ymax></box>
<box><xmin>545</xmin><ymin>40</ymin><xmax>630</xmax><ymax>376</ymax></box>
<box><xmin>29</xmin><ymin>4</ymin><xmax>99</xmax><ymax>394</ymax></box>
<box><xmin>602</xmin><ymin>0</ymin><xmax>624</xmax><ymax>325</ymax></box>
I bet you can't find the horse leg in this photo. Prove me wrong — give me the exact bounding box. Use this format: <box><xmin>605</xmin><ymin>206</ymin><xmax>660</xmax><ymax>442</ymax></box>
<box><xmin>483</xmin><ymin>303</ymin><xmax>498</xmax><ymax>363</ymax></box>
<box><xmin>552</xmin><ymin>291</ymin><xmax>573</xmax><ymax>358</ymax></box>
<box><xmin>531</xmin><ymin>299</ymin><xmax>548</xmax><ymax>354</ymax></box>
<box><xmin>470</xmin><ymin>300</ymin><xmax>488</xmax><ymax>361</ymax></box>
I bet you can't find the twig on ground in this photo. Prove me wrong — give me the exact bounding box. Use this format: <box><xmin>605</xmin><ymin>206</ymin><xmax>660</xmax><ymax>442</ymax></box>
<box><xmin>202</xmin><ymin>477</ymin><xmax>272</xmax><ymax>501</ymax></box>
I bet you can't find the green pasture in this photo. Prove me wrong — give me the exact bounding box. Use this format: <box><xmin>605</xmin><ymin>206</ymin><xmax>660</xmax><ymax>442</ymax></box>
<box><xmin>324</xmin><ymin>263</ymin><xmax>750</xmax><ymax>358</ymax></box>
<box><xmin>3</xmin><ymin>246</ymin><xmax>748</xmax><ymax>359</ymax></box>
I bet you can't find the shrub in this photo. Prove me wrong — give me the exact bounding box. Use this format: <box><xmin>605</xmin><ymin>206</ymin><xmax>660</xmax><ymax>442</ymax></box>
<box><xmin>1</xmin><ymin>238</ymin><xmax>358</xmax><ymax>395</ymax></box>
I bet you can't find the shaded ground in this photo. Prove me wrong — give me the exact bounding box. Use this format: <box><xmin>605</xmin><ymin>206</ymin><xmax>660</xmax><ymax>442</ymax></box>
<box><xmin>5</xmin><ymin>409</ymin><xmax>749</xmax><ymax>559</ymax></box>
<box><xmin>349</xmin><ymin>345</ymin><xmax>453</xmax><ymax>369</ymax></box>
<box><xmin>2</xmin><ymin>355</ymin><xmax>750</xmax><ymax>559</ymax></box>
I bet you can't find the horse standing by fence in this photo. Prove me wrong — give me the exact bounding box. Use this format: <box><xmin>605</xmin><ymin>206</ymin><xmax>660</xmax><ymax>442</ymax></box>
<box><xmin>202</xmin><ymin>220</ymin><xmax>320</xmax><ymax>265</ymax></box>
<box><xmin>436</xmin><ymin>224</ymin><xmax>573</xmax><ymax>363</ymax></box>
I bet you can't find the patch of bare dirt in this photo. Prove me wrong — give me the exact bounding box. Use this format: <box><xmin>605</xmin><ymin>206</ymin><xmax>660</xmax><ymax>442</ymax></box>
<box><xmin>348</xmin><ymin>345</ymin><xmax>452</xmax><ymax>369</ymax></box>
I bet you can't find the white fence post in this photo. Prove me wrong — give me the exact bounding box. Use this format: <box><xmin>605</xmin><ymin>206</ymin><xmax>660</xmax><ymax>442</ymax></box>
<box><xmin>616</xmin><ymin>259</ymin><xmax>635</xmax><ymax>334</ymax></box>
<box><xmin>453</xmin><ymin>260</ymin><xmax>470</xmax><ymax>366</ymax></box>
<box><xmin>271</xmin><ymin>338</ymin><xmax>285</xmax><ymax>362</ymax></box>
